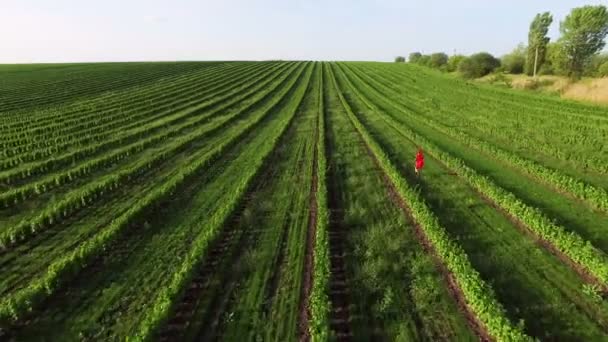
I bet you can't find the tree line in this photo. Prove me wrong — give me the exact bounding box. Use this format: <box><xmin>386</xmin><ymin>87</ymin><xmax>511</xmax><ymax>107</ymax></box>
<box><xmin>396</xmin><ymin>5</ymin><xmax>608</xmax><ymax>79</ymax></box>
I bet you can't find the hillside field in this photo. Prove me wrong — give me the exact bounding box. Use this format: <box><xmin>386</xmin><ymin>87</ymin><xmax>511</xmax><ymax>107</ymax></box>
<box><xmin>1</xmin><ymin>61</ymin><xmax>608</xmax><ymax>341</ymax></box>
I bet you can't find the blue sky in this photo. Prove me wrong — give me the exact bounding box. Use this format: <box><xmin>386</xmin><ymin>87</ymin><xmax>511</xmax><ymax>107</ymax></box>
<box><xmin>1</xmin><ymin>0</ymin><xmax>607</xmax><ymax>63</ymax></box>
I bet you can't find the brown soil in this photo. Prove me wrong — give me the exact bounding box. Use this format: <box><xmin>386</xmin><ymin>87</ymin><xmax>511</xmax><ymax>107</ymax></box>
<box><xmin>158</xmin><ymin>202</ymin><xmax>247</xmax><ymax>341</ymax></box>
<box><xmin>325</xmin><ymin>142</ymin><xmax>353</xmax><ymax>340</ymax></box>
<box><xmin>298</xmin><ymin>115</ymin><xmax>320</xmax><ymax>341</ymax></box>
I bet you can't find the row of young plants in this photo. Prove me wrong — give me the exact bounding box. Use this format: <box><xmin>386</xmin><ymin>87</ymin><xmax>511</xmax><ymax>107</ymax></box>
<box><xmin>0</xmin><ymin>63</ymin><xmax>269</xmax><ymax>152</ymax></box>
<box><xmin>0</xmin><ymin>63</ymin><xmax>242</xmax><ymax>148</ymax></box>
<box><xmin>0</xmin><ymin>63</ymin><xmax>197</xmax><ymax>103</ymax></box>
<box><xmin>308</xmin><ymin>63</ymin><xmax>331</xmax><ymax>342</ymax></box>
<box><xmin>0</xmin><ymin>64</ymin><xmax>259</xmax><ymax>146</ymax></box>
<box><xmin>132</xmin><ymin>62</ymin><xmax>314</xmax><ymax>341</ymax></box>
<box><xmin>377</xmin><ymin>65</ymin><xmax>608</xmax><ymax>175</ymax></box>
<box><xmin>0</xmin><ymin>64</ymin><xmax>284</xmax><ymax>177</ymax></box>
<box><xmin>0</xmin><ymin>64</ymin><xmax>230</xmax><ymax>137</ymax></box>
<box><xmin>0</xmin><ymin>62</ymin><xmax>209</xmax><ymax>114</ymax></box>
<box><xmin>0</xmin><ymin>64</ymin><xmax>262</xmax><ymax>165</ymax></box>
<box><xmin>374</xmin><ymin>64</ymin><xmax>608</xmax><ymax>151</ymax></box>
<box><xmin>397</xmin><ymin>62</ymin><xmax>608</xmax><ymax>125</ymax></box>
<box><xmin>0</xmin><ymin>62</ymin><xmax>311</xmax><ymax>326</ymax></box>
<box><xmin>221</xmin><ymin>68</ymin><xmax>317</xmax><ymax>340</ymax></box>
<box><xmin>336</xmin><ymin>64</ymin><xmax>608</xmax><ymax>287</ymax></box>
<box><xmin>0</xmin><ymin>63</ymin><xmax>306</xmax><ymax>247</ymax></box>
<box><xmin>343</xmin><ymin>64</ymin><xmax>608</xmax><ymax>213</ymax></box>
<box><xmin>327</xmin><ymin>64</ymin><xmax>531</xmax><ymax>341</ymax></box>
<box><xmin>0</xmin><ymin>63</ymin><xmax>294</xmax><ymax>185</ymax></box>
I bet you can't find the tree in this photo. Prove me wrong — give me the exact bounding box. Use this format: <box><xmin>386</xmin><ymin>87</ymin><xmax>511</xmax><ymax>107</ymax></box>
<box><xmin>559</xmin><ymin>5</ymin><xmax>608</xmax><ymax>78</ymax></box>
<box><xmin>408</xmin><ymin>52</ymin><xmax>422</xmax><ymax>63</ymax></box>
<box><xmin>429</xmin><ymin>52</ymin><xmax>449</xmax><ymax>69</ymax></box>
<box><xmin>458</xmin><ymin>52</ymin><xmax>501</xmax><ymax>79</ymax></box>
<box><xmin>526</xmin><ymin>12</ymin><xmax>553</xmax><ymax>76</ymax></box>
<box><xmin>502</xmin><ymin>44</ymin><xmax>526</xmax><ymax>74</ymax></box>
<box><xmin>543</xmin><ymin>42</ymin><xmax>568</xmax><ymax>75</ymax></box>
<box><xmin>395</xmin><ymin>56</ymin><xmax>406</xmax><ymax>63</ymax></box>
<box><xmin>446</xmin><ymin>55</ymin><xmax>466</xmax><ymax>72</ymax></box>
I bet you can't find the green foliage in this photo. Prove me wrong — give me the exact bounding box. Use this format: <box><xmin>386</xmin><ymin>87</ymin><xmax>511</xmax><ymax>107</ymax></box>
<box><xmin>543</xmin><ymin>42</ymin><xmax>569</xmax><ymax>75</ymax></box>
<box><xmin>417</xmin><ymin>54</ymin><xmax>431</xmax><ymax>66</ymax></box>
<box><xmin>458</xmin><ymin>52</ymin><xmax>501</xmax><ymax>79</ymax></box>
<box><xmin>584</xmin><ymin>53</ymin><xmax>608</xmax><ymax>76</ymax></box>
<box><xmin>526</xmin><ymin>12</ymin><xmax>553</xmax><ymax>75</ymax></box>
<box><xmin>599</xmin><ymin>60</ymin><xmax>608</xmax><ymax>77</ymax></box>
<box><xmin>502</xmin><ymin>44</ymin><xmax>526</xmax><ymax>74</ymax></box>
<box><xmin>408</xmin><ymin>52</ymin><xmax>422</xmax><ymax>63</ymax></box>
<box><xmin>309</xmin><ymin>63</ymin><xmax>331</xmax><ymax>341</ymax></box>
<box><xmin>429</xmin><ymin>52</ymin><xmax>448</xmax><ymax>69</ymax></box>
<box><xmin>559</xmin><ymin>5</ymin><xmax>608</xmax><ymax>78</ymax></box>
<box><xmin>394</xmin><ymin>56</ymin><xmax>406</xmax><ymax>63</ymax></box>
<box><xmin>446</xmin><ymin>54</ymin><xmax>466</xmax><ymax>72</ymax></box>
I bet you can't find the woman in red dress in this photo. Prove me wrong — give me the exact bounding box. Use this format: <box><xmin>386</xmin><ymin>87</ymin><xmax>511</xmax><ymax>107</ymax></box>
<box><xmin>415</xmin><ymin>148</ymin><xmax>424</xmax><ymax>176</ymax></box>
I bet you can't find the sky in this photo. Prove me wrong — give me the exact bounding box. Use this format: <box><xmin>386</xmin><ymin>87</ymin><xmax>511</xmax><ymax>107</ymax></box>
<box><xmin>1</xmin><ymin>0</ymin><xmax>607</xmax><ymax>63</ymax></box>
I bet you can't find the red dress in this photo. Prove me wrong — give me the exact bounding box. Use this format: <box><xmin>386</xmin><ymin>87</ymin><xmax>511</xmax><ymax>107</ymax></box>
<box><xmin>415</xmin><ymin>151</ymin><xmax>424</xmax><ymax>170</ymax></box>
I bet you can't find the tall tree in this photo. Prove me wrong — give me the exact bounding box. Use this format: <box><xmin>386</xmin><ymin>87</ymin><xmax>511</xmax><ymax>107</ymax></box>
<box><xmin>526</xmin><ymin>12</ymin><xmax>553</xmax><ymax>76</ymax></box>
<box><xmin>559</xmin><ymin>5</ymin><xmax>608</xmax><ymax>78</ymax></box>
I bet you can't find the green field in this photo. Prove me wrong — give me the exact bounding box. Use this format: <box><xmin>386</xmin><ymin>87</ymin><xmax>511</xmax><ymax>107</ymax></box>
<box><xmin>1</xmin><ymin>61</ymin><xmax>607</xmax><ymax>341</ymax></box>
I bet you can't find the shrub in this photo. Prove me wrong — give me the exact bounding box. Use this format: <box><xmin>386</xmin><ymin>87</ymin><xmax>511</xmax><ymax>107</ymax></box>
<box><xmin>458</xmin><ymin>52</ymin><xmax>501</xmax><ymax>79</ymax></box>
<box><xmin>429</xmin><ymin>53</ymin><xmax>449</xmax><ymax>69</ymax></box>
<box><xmin>599</xmin><ymin>61</ymin><xmax>608</xmax><ymax>77</ymax></box>
<box><xmin>394</xmin><ymin>56</ymin><xmax>405</xmax><ymax>63</ymax></box>
<box><xmin>446</xmin><ymin>55</ymin><xmax>466</xmax><ymax>72</ymax></box>
<box><xmin>408</xmin><ymin>52</ymin><xmax>422</xmax><ymax>63</ymax></box>
<box><xmin>502</xmin><ymin>45</ymin><xmax>526</xmax><ymax>74</ymax></box>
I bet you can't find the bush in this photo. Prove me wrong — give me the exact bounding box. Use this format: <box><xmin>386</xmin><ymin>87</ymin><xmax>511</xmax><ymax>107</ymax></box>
<box><xmin>394</xmin><ymin>56</ymin><xmax>406</xmax><ymax>63</ymax></box>
<box><xmin>429</xmin><ymin>53</ymin><xmax>449</xmax><ymax>69</ymax></box>
<box><xmin>502</xmin><ymin>45</ymin><xmax>526</xmax><ymax>74</ymax></box>
<box><xmin>458</xmin><ymin>52</ymin><xmax>501</xmax><ymax>78</ymax></box>
<box><xmin>599</xmin><ymin>61</ymin><xmax>608</xmax><ymax>77</ymax></box>
<box><xmin>417</xmin><ymin>55</ymin><xmax>431</xmax><ymax>67</ymax></box>
<box><xmin>539</xmin><ymin>63</ymin><xmax>554</xmax><ymax>75</ymax></box>
<box><xmin>408</xmin><ymin>52</ymin><xmax>422</xmax><ymax>63</ymax></box>
<box><xmin>447</xmin><ymin>55</ymin><xmax>466</xmax><ymax>72</ymax></box>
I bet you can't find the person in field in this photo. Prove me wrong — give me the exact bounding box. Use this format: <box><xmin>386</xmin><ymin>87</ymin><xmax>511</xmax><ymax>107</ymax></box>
<box><xmin>415</xmin><ymin>148</ymin><xmax>424</xmax><ymax>176</ymax></box>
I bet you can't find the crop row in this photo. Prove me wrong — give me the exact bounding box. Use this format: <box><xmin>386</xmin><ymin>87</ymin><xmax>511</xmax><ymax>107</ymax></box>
<box><xmin>308</xmin><ymin>63</ymin><xmax>331</xmax><ymax>341</ymax></box>
<box><xmin>343</xmin><ymin>64</ymin><xmax>608</xmax><ymax>213</ymax></box>
<box><xmin>335</xmin><ymin>63</ymin><xmax>608</xmax><ymax>287</ymax></box>
<box><xmin>0</xmin><ymin>64</ymin><xmax>228</xmax><ymax>135</ymax></box>
<box><xmin>0</xmin><ymin>63</ymin><xmax>292</xmax><ymax>185</ymax></box>
<box><xmin>380</xmin><ymin>65</ymin><xmax>608</xmax><ymax>174</ymax></box>
<box><xmin>0</xmin><ymin>63</ymin><xmax>233</xmax><ymax>144</ymax></box>
<box><xmin>327</xmin><ymin>64</ymin><xmax>530</xmax><ymax>341</ymax></box>
<box><xmin>131</xmin><ymin>62</ymin><xmax>313</xmax><ymax>340</ymax></box>
<box><xmin>0</xmin><ymin>64</ymin><xmax>282</xmax><ymax>175</ymax></box>
<box><xmin>0</xmin><ymin>62</ymin><xmax>309</xmax><ymax>325</ymax></box>
<box><xmin>0</xmin><ymin>62</ymin><xmax>210</xmax><ymax>114</ymax></box>
<box><xmin>0</xmin><ymin>63</ymin><xmax>264</xmax><ymax>150</ymax></box>
<box><xmin>0</xmin><ymin>63</ymin><xmax>304</xmax><ymax>247</ymax></box>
